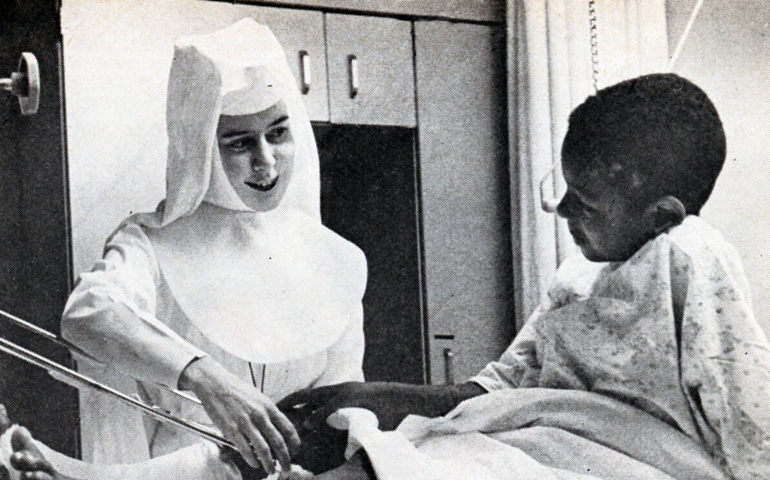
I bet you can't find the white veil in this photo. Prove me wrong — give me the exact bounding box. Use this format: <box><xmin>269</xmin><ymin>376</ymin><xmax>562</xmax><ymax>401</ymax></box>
<box><xmin>161</xmin><ymin>18</ymin><xmax>320</xmax><ymax>224</ymax></box>
<box><xmin>132</xmin><ymin>19</ymin><xmax>365</xmax><ymax>364</ymax></box>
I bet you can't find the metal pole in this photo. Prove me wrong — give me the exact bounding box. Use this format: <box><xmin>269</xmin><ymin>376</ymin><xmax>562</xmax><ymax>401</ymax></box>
<box><xmin>0</xmin><ymin>307</ymin><xmax>201</xmax><ymax>407</ymax></box>
<box><xmin>0</xmin><ymin>333</ymin><xmax>232</xmax><ymax>450</ymax></box>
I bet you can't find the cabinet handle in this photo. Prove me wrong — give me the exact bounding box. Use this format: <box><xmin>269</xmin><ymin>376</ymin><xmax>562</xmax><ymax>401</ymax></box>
<box><xmin>348</xmin><ymin>55</ymin><xmax>359</xmax><ymax>98</ymax></box>
<box><xmin>443</xmin><ymin>348</ymin><xmax>455</xmax><ymax>385</ymax></box>
<box><xmin>299</xmin><ymin>50</ymin><xmax>311</xmax><ymax>94</ymax></box>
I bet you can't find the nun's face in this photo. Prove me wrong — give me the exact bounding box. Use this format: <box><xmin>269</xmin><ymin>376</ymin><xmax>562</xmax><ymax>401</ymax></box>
<box><xmin>217</xmin><ymin>101</ymin><xmax>296</xmax><ymax>212</ymax></box>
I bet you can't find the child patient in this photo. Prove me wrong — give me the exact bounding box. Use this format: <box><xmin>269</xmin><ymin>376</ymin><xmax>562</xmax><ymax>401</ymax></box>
<box><xmin>7</xmin><ymin>74</ymin><xmax>769</xmax><ymax>479</ymax></box>
<box><xmin>280</xmin><ymin>73</ymin><xmax>770</xmax><ymax>479</ymax></box>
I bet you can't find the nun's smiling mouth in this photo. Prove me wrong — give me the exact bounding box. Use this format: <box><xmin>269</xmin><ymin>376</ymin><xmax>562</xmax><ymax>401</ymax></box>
<box><xmin>245</xmin><ymin>176</ymin><xmax>279</xmax><ymax>192</ymax></box>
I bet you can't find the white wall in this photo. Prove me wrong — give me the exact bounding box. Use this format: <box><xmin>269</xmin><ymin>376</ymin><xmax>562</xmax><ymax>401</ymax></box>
<box><xmin>667</xmin><ymin>0</ymin><xmax>770</xmax><ymax>327</ymax></box>
<box><xmin>61</xmin><ymin>0</ymin><xmax>305</xmax><ymax>278</ymax></box>
<box><xmin>62</xmin><ymin>0</ymin><xmax>226</xmax><ymax>278</ymax></box>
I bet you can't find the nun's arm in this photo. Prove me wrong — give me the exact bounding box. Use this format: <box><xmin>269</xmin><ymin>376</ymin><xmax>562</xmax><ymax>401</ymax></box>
<box><xmin>61</xmin><ymin>223</ymin><xmax>205</xmax><ymax>389</ymax></box>
<box><xmin>62</xmin><ymin>223</ymin><xmax>300</xmax><ymax>473</ymax></box>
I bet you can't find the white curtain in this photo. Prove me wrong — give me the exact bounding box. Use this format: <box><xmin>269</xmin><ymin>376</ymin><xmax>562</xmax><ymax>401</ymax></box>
<box><xmin>508</xmin><ymin>0</ymin><xmax>669</xmax><ymax>329</ymax></box>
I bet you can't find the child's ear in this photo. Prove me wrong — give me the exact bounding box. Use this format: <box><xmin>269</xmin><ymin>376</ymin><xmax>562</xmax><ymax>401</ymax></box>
<box><xmin>644</xmin><ymin>196</ymin><xmax>686</xmax><ymax>235</ymax></box>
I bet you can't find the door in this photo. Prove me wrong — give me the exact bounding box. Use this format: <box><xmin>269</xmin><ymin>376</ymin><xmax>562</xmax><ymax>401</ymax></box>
<box><xmin>0</xmin><ymin>0</ymin><xmax>79</xmax><ymax>456</ymax></box>
<box><xmin>415</xmin><ymin>21</ymin><xmax>514</xmax><ymax>385</ymax></box>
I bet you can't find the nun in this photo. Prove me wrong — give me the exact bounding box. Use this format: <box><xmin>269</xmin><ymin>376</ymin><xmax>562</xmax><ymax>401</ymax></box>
<box><xmin>61</xmin><ymin>18</ymin><xmax>367</xmax><ymax>476</ymax></box>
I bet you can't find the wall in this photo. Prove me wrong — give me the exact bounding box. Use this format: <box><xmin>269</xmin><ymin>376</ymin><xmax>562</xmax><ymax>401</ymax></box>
<box><xmin>62</xmin><ymin>0</ymin><xmax>286</xmax><ymax>277</ymax></box>
<box><xmin>666</xmin><ymin>0</ymin><xmax>770</xmax><ymax>327</ymax></box>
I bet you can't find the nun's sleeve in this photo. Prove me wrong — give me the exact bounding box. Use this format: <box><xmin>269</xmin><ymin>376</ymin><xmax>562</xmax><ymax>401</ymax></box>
<box><xmin>313</xmin><ymin>303</ymin><xmax>365</xmax><ymax>386</ymax></box>
<box><xmin>62</xmin><ymin>223</ymin><xmax>207</xmax><ymax>389</ymax></box>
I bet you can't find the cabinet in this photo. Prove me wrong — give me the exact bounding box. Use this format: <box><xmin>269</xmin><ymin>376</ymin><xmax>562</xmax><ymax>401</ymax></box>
<box><xmin>244</xmin><ymin>7</ymin><xmax>416</xmax><ymax>126</ymax></box>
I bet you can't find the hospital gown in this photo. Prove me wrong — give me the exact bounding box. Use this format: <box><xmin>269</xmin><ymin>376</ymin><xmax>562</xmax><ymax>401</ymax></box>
<box><xmin>346</xmin><ymin>216</ymin><xmax>770</xmax><ymax>479</ymax></box>
<box><xmin>62</xmin><ymin>220</ymin><xmax>365</xmax><ymax>463</ymax></box>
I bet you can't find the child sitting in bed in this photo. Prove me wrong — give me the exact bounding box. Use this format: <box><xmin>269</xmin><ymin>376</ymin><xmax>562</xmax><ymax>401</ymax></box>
<box><xmin>279</xmin><ymin>73</ymin><xmax>770</xmax><ymax>479</ymax></box>
<box><xmin>7</xmin><ymin>74</ymin><xmax>770</xmax><ymax>479</ymax></box>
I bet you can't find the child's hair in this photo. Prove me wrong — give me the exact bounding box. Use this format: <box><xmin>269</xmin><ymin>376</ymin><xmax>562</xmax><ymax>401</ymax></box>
<box><xmin>562</xmin><ymin>73</ymin><xmax>726</xmax><ymax>215</ymax></box>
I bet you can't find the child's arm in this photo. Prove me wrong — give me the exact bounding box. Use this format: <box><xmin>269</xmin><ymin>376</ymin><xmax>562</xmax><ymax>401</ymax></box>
<box><xmin>679</xmin><ymin>252</ymin><xmax>770</xmax><ymax>479</ymax></box>
<box><xmin>279</xmin><ymin>307</ymin><xmax>544</xmax><ymax>432</ymax></box>
<box><xmin>279</xmin><ymin>381</ymin><xmax>486</xmax><ymax>432</ymax></box>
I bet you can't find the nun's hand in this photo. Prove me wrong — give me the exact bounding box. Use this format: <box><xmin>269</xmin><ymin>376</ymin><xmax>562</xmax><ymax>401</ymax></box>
<box><xmin>179</xmin><ymin>357</ymin><xmax>300</xmax><ymax>474</ymax></box>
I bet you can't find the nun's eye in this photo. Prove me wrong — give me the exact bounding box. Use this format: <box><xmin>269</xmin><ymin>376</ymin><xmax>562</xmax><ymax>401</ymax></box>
<box><xmin>266</xmin><ymin>126</ymin><xmax>289</xmax><ymax>144</ymax></box>
<box><xmin>221</xmin><ymin>138</ymin><xmax>254</xmax><ymax>153</ymax></box>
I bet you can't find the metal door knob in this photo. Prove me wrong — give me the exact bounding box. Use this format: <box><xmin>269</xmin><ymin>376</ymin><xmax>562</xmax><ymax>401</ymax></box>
<box><xmin>1</xmin><ymin>52</ymin><xmax>40</xmax><ymax>116</ymax></box>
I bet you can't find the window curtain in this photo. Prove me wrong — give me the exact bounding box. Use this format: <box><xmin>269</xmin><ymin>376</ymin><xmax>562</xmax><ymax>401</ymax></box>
<box><xmin>507</xmin><ymin>0</ymin><xmax>669</xmax><ymax>329</ymax></box>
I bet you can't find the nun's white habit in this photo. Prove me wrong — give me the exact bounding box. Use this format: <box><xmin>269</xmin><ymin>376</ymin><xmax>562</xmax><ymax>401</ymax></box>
<box><xmin>61</xmin><ymin>19</ymin><xmax>367</xmax><ymax>464</ymax></box>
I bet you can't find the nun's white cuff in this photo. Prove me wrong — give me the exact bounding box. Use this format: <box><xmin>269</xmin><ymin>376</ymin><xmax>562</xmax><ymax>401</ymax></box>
<box><xmin>62</xmin><ymin>287</ymin><xmax>209</xmax><ymax>389</ymax></box>
<box><xmin>99</xmin><ymin>289</ymin><xmax>209</xmax><ymax>389</ymax></box>
<box><xmin>171</xmin><ymin>352</ymin><xmax>210</xmax><ymax>392</ymax></box>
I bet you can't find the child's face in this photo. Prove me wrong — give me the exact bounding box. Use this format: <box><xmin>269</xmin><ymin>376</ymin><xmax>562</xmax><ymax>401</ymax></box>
<box><xmin>556</xmin><ymin>157</ymin><xmax>653</xmax><ymax>262</ymax></box>
<box><xmin>217</xmin><ymin>100</ymin><xmax>296</xmax><ymax>212</ymax></box>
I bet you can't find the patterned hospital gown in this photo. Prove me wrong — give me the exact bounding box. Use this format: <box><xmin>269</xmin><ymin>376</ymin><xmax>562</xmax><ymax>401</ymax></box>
<box><xmin>472</xmin><ymin>216</ymin><xmax>770</xmax><ymax>479</ymax></box>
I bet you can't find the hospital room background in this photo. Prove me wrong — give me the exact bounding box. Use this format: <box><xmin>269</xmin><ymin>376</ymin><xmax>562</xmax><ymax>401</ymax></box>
<box><xmin>0</xmin><ymin>0</ymin><xmax>767</xmax><ymax>460</ymax></box>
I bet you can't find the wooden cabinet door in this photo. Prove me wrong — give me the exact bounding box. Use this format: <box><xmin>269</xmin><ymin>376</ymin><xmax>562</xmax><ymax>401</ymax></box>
<box><xmin>415</xmin><ymin>21</ymin><xmax>514</xmax><ymax>385</ymax></box>
<box><xmin>235</xmin><ymin>5</ymin><xmax>329</xmax><ymax>122</ymax></box>
<box><xmin>325</xmin><ymin>14</ymin><xmax>415</xmax><ymax>127</ymax></box>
